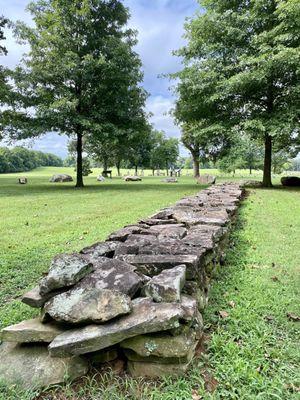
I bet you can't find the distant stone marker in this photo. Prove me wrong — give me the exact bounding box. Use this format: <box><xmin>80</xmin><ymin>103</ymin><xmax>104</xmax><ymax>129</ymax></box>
<box><xmin>196</xmin><ymin>175</ymin><xmax>216</xmax><ymax>185</ymax></box>
<box><xmin>124</xmin><ymin>176</ymin><xmax>142</xmax><ymax>182</ymax></box>
<box><xmin>161</xmin><ymin>177</ymin><xmax>178</xmax><ymax>183</ymax></box>
<box><xmin>49</xmin><ymin>174</ymin><xmax>73</xmax><ymax>183</ymax></box>
<box><xmin>18</xmin><ymin>177</ymin><xmax>27</xmax><ymax>184</ymax></box>
<box><xmin>281</xmin><ymin>176</ymin><xmax>300</xmax><ymax>187</ymax></box>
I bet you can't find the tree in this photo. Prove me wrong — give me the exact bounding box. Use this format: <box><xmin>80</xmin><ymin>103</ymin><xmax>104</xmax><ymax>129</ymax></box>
<box><xmin>148</xmin><ymin>131</ymin><xmax>179</xmax><ymax>176</ymax></box>
<box><xmin>173</xmin><ymin>0</ymin><xmax>300</xmax><ymax>187</ymax></box>
<box><xmin>11</xmin><ymin>0</ymin><xmax>147</xmax><ymax>187</ymax></box>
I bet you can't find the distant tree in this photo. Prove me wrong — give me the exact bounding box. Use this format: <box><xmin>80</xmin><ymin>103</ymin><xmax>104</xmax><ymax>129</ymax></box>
<box><xmin>272</xmin><ymin>150</ymin><xmax>292</xmax><ymax>174</ymax></box>
<box><xmin>10</xmin><ymin>0</ymin><xmax>147</xmax><ymax>187</ymax></box>
<box><xmin>149</xmin><ymin>131</ymin><xmax>179</xmax><ymax>176</ymax></box>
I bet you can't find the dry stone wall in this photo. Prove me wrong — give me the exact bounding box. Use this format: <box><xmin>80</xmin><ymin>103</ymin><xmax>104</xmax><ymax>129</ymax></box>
<box><xmin>0</xmin><ymin>183</ymin><xmax>244</xmax><ymax>388</ymax></box>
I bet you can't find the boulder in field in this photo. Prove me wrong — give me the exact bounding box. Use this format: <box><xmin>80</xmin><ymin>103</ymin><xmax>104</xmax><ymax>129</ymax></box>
<box><xmin>97</xmin><ymin>175</ymin><xmax>106</xmax><ymax>182</ymax></box>
<box><xmin>142</xmin><ymin>265</ymin><xmax>186</xmax><ymax>303</ymax></box>
<box><xmin>0</xmin><ymin>342</ymin><xmax>88</xmax><ymax>389</ymax></box>
<box><xmin>39</xmin><ymin>253</ymin><xmax>93</xmax><ymax>295</ymax></box>
<box><xmin>48</xmin><ymin>296</ymin><xmax>197</xmax><ymax>357</ymax></box>
<box><xmin>124</xmin><ymin>176</ymin><xmax>142</xmax><ymax>182</ymax></box>
<box><xmin>18</xmin><ymin>177</ymin><xmax>27</xmax><ymax>184</ymax></box>
<box><xmin>1</xmin><ymin>318</ymin><xmax>65</xmax><ymax>343</ymax></box>
<box><xmin>196</xmin><ymin>175</ymin><xmax>216</xmax><ymax>185</ymax></box>
<box><xmin>49</xmin><ymin>174</ymin><xmax>73</xmax><ymax>183</ymax></box>
<box><xmin>161</xmin><ymin>178</ymin><xmax>178</xmax><ymax>183</ymax></box>
<box><xmin>281</xmin><ymin>176</ymin><xmax>300</xmax><ymax>187</ymax></box>
<box><xmin>78</xmin><ymin>259</ymin><xmax>143</xmax><ymax>298</ymax></box>
<box><xmin>43</xmin><ymin>287</ymin><xmax>132</xmax><ymax>324</ymax></box>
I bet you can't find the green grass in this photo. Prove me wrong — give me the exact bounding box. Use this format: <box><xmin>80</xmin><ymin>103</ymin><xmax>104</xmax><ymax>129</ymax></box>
<box><xmin>0</xmin><ymin>167</ymin><xmax>299</xmax><ymax>399</ymax></box>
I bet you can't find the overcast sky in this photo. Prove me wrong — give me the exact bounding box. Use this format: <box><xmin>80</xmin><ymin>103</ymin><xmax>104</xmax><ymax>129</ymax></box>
<box><xmin>0</xmin><ymin>0</ymin><xmax>199</xmax><ymax>158</ymax></box>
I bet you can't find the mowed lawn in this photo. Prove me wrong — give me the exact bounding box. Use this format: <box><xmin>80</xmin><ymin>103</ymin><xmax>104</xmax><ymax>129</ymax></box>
<box><xmin>0</xmin><ymin>167</ymin><xmax>299</xmax><ymax>399</ymax></box>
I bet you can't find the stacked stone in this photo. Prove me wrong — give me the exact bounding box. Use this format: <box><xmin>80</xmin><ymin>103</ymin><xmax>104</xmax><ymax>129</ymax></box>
<box><xmin>0</xmin><ymin>183</ymin><xmax>243</xmax><ymax>389</ymax></box>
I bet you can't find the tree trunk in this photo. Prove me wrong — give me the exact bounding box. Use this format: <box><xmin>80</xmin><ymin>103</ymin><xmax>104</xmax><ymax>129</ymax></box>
<box><xmin>249</xmin><ymin>166</ymin><xmax>252</xmax><ymax>175</ymax></box>
<box><xmin>152</xmin><ymin>168</ymin><xmax>155</xmax><ymax>176</ymax></box>
<box><xmin>192</xmin><ymin>153</ymin><xmax>200</xmax><ymax>178</ymax></box>
<box><xmin>262</xmin><ymin>134</ymin><xmax>273</xmax><ymax>187</ymax></box>
<box><xmin>135</xmin><ymin>165</ymin><xmax>138</xmax><ymax>176</ymax></box>
<box><xmin>103</xmin><ymin>158</ymin><xmax>108</xmax><ymax>172</ymax></box>
<box><xmin>116</xmin><ymin>163</ymin><xmax>121</xmax><ymax>177</ymax></box>
<box><xmin>75</xmin><ymin>131</ymin><xmax>84</xmax><ymax>188</ymax></box>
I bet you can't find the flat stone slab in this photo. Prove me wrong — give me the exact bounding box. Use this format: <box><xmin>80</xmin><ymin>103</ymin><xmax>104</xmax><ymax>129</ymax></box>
<box><xmin>182</xmin><ymin>225</ymin><xmax>225</xmax><ymax>249</ymax></box>
<box><xmin>149</xmin><ymin>224</ymin><xmax>187</xmax><ymax>239</ymax></box>
<box><xmin>77</xmin><ymin>258</ymin><xmax>143</xmax><ymax>298</ymax></box>
<box><xmin>115</xmin><ymin>254</ymin><xmax>200</xmax><ymax>278</ymax></box>
<box><xmin>1</xmin><ymin>318</ymin><xmax>65</xmax><ymax>343</ymax></box>
<box><xmin>80</xmin><ymin>241</ymin><xmax>118</xmax><ymax>258</ymax></box>
<box><xmin>127</xmin><ymin>360</ymin><xmax>191</xmax><ymax>378</ymax></box>
<box><xmin>107</xmin><ymin>226</ymin><xmax>151</xmax><ymax>242</ymax></box>
<box><xmin>0</xmin><ymin>342</ymin><xmax>88</xmax><ymax>389</ymax></box>
<box><xmin>39</xmin><ymin>253</ymin><xmax>93</xmax><ymax>295</ymax></box>
<box><xmin>44</xmin><ymin>287</ymin><xmax>132</xmax><ymax>324</ymax></box>
<box><xmin>48</xmin><ymin>297</ymin><xmax>197</xmax><ymax>357</ymax></box>
<box><xmin>121</xmin><ymin>330</ymin><xmax>197</xmax><ymax>359</ymax></box>
<box><xmin>138</xmin><ymin>240</ymin><xmax>203</xmax><ymax>256</ymax></box>
<box><xmin>21</xmin><ymin>286</ymin><xmax>64</xmax><ymax>309</ymax></box>
<box><xmin>143</xmin><ymin>265</ymin><xmax>186</xmax><ymax>302</ymax></box>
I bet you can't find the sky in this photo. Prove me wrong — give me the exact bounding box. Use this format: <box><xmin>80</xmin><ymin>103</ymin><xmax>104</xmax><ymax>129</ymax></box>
<box><xmin>0</xmin><ymin>0</ymin><xmax>199</xmax><ymax>158</ymax></box>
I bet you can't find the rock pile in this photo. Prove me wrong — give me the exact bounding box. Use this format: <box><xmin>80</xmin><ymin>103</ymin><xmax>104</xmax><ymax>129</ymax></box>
<box><xmin>0</xmin><ymin>183</ymin><xmax>243</xmax><ymax>389</ymax></box>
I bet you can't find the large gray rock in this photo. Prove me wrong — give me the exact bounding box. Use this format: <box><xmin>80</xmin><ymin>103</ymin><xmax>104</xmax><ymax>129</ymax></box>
<box><xmin>1</xmin><ymin>318</ymin><xmax>65</xmax><ymax>343</ymax></box>
<box><xmin>0</xmin><ymin>342</ymin><xmax>88</xmax><ymax>389</ymax></box>
<box><xmin>77</xmin><ymin>259</ymin><xmax>143</xmax><ymax>297</ymax></box>
<box><xmin>124</xmin><ymin>176</ymin><xmax>142</xmax><ymax>182</ymax></box>
<box><xmin>43</xmin><ymin>287</ymin><xmax>132</xmax><ymax>324</ymax></box>
<box><xmin>115</xmin><ymin>254</ymin><xmax>200</xmax><ymax>279</ymax></box>
<box><xmin>182</xmin><ymin>224</ymin><xmax>225</xmax><ymax>249</ymax></box>
<box><xmin>143</xmin><ymin>265</ymin><xmax>186</xmax><ymax>302</ymax></box>
<box><xmin>121</xmin><ymin>330</ymin><xmax>197</xmax><ymax>359</ymax></box>
<box><xmin>49</xmin><ymin>174</ymin><xmax>73</xmax><ymax>183</ymax></box>
<box><xmin>138</xmin><ymin>240</ymin><xmax>204</xmax><ymax>256</ymax></box>
<box><xmin>196</xmin><ymin>175</ymin><xmax>216</xmax><ymax>185</ymax></box>
<box><xmin>39</xmin><ymin>253</ymin><xmax>93</xmax><ymax>295</ymax></box>
<box><xmin>22</xmin><ymin>286</ymin><xmax>65</xmax><ymax>309</ymax></box>
<box><xmin>48</xmin><ymin>296</ymin><xmax>197</xmax><ymax>357</ymax></box>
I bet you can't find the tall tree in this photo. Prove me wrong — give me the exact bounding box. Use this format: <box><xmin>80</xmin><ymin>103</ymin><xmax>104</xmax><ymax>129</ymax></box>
<box><xmin>11</xmin><ymin>0</ymin><xmax>147</xmax><ymax>187</ymax></box>
<box><xmin>173</xmin><ymin>0</ymin><xmax>300</xmax><ymax>187</ymax></box>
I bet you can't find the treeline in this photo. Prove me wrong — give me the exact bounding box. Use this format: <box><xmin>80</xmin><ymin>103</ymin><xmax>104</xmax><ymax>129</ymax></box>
<box><xmin>0</xmin><ymin>146</ymin><xmax>63</xmax><ymax>173</ymax></box>
<box><xmin>66</xmin><ymin>130</ymin><xmax>179</xmax><ymax>176</ymax></box>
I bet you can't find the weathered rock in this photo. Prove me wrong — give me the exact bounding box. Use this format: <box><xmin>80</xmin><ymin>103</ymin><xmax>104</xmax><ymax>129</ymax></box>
<box><xmin>138</xmin><ymin>240</ymin><xmax>204</xmax><ymax>256</ymax></box>
<box><xmin>182</xmin><ymin>225</ymin><xmax>225</xmax><ymax>249</ymax></box>
<box><xmin>115</xmin><ymin>254</ymin><xmax>200</xmax><ymax>279</ymax></box>
<box><xmin>149</xmin><ymin>224</ymin><xmax>187</xmax><ymax>240</ymax></box>
<box><xmin>48</xmin><ymin>297</ymin><xmax>197</xmax><ymax>357</ymax></box>
<box><xmin>0</xmin><ymin>342</ymin><xmax>88</xmax><ymax>389</ymax></box>
<box><xmin>1</xmin><ymin>318</ymin><xmax>65</xmax><ymax>343</ymax></box>
<box><xmin>161</xmin><ymin>178</ymin><xmax>178</xmax><ymax>183</ymax></box>
<box><xmin>18</xmin><ymin>177</ymin><xmax>27</xmax><ymax>184</ymax></box>
<box><xmin>121</xmin><ymin>330</ymin><xmax>197</xmax><ymax>359</ymax></box>
<box><xmin>241</xmin><ymin>180</ymin><xmax>262</xmax><ymax>188</ymax></box>
<box><xmin>143</xmin><ymin>265</ymin><xmax>186</xmax><ymax>302</ymax></box>
<box><xmin>281</xmin><ymin>176</ymin><xmax>300</xmax><ymax>187</ymax></box>
<box><xmin>196</xmin><ymin>175</ymin><xmax>216</xmax><ymax>185</ymax></box>
<box><xmin>140</xmin><ymin>218</ymin><xmax>178</xmax><ymax>226</ymax></box>
<box><xmin>39</xmin><ymin>253</ymin><xmax>93</xmax><ymax>295</ymax></box>
<box><xmin>127</xmin><ymin>360</ymin><xmax>191</xmax><ymax>378</ymax></box>
<box><xmin>124</xmin><ymin>176</ymin><xmax>142</xmax><ymax>182</ymax></box>
<box><xmin>124</xmin><ymin>348</ymin><xmax>194</xmax><ymax>364</ymax></box>
<box><xmin>80</xmin><ymin>241</ymin><xmax>118</xmax><ymax>258</ymax></box>
<box><xmin>49</xmin><ymin>174</ymin><xmax>73</xmax><ymax>183</ymax></box>
<box><xmin>22</xmin><ymin>286</ymin><xmax>65</xmax><ymax>309</ymax></box>
<box><xmin>44</xmin><ymin>287</ymin><xmax>132</xmax><ymax>324</ymax></box>
<box><xmin>77</xmin><ymin>259</ymin><xmax>143</xmax><ymax>297</ymax></box>
<box><xmin>97</xmin><ymin>175</ymin><xmax>106</xmax><ymax>182</ymax></box>
<box><xmin>108</xmin><ymin>226</ymin><xmax>150</xmax><ymax>242</ymax></box>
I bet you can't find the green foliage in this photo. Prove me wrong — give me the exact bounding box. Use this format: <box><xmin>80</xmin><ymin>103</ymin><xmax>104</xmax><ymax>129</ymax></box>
<box><xmin>8</xmin><ymin>0</ymin><xmax>147</xmax><ymax>186</ymax></box>
<box><xmin>174</xmin><ymin>0</ymin><xmax>300</xmax><ymax>187</ymax></box>
<box><xmin>149</xmin><ymin>130</ymin><xmax>179</xmax><ymax>173</ymax></box>
<box><xmin>0</xmin><ymin>146</ymin><xmax>62</xmax><ymax>173</ymax></box>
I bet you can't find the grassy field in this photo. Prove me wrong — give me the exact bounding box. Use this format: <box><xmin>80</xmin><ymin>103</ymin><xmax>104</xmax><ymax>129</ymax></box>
<box><xmin>0</xmin><ymin>167</ymin><xmax>299</xmax><ymax>399</ymax></box>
